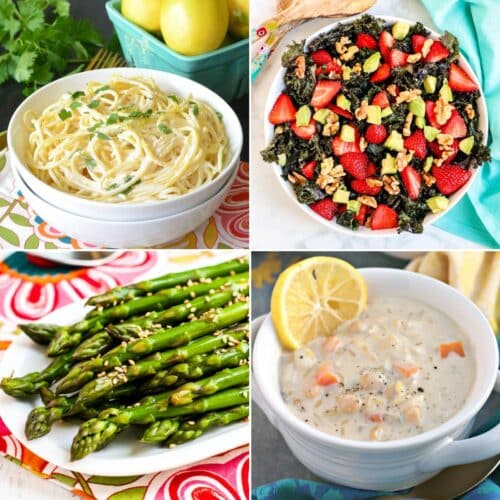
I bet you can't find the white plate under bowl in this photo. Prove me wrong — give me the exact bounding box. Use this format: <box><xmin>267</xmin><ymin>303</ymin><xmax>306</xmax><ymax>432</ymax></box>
<box><xmin>8</xmin><ymin>68</ymin><xmax>243</xmax><ymax>222</ymax></box>
<box><xmin>13</xmin><ymin>161</ymin><xmax>238</xmax><ymax>248</ymax></box>
<box><xmin>264</xmin><ymin>15</ymin><xmax>489</xmax><ymax>237</ymax></box>
<box><xmin>0</xmin><ymin>300</ymin><xmax>249</xmax><ymax>476</ymax></box>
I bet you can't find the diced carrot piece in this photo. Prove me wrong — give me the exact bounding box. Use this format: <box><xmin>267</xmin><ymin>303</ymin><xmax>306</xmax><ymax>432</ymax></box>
<box><xmin>393</xmin><ymin>363</ymin><xmax>420</xmax><ymax>378</ymax></box>
<box><xmin>367</xmin><ymin>413</ymin><xmax>384</xmax><ymax>423</ymax></box>
<box><xmin>440</xmin><ymin>341</ymin><xmax>465</xmax><ymax>358</ymax></box>
<box><xmin>323</xmin><ymin>335</ymin><xmax>341</xmax><ymax>352</ymax></box>
<box><xmin>315</xmin><ymin>364</ymin><xmax>339</xmax><ymax>386</ymax></box>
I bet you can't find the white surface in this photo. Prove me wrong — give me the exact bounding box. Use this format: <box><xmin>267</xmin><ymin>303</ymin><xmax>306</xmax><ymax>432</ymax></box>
<box><xmin>250</xmin><ymin>0</ymin><xmax>486</xmax><ymax>249</ymax></box>
<box><xmin>252</xmin><ymin>269</ymin><xmax>500</xmax><ymax>490</ymax></box>
<box><xmin>0</xmin><ymin>300</ymin><xmax>250</xmax><ymax>477</ymax></box>
<box><xmin>8</xmin><ymin>68</ymin><xmax>243</xmax><ymax>222</ymax></box>
<box><xmin>12</xmin><ymin>160</ymin><xmax>237</xmax><ymax>248</ymax></box>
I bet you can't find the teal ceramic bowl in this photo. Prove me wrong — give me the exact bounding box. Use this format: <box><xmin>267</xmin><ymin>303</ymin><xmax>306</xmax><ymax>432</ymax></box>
<box><xmin>105</xmin><ymin>0</ymin><xmax>249</xmax><ymax>102</ymax></box>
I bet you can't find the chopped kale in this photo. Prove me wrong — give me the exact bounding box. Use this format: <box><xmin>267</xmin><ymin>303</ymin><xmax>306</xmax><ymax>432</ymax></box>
<box><xmin>382</xmin><ymin>103</ymin><xmax>408</xmax><ymax>133</ymax></box>
<box><xmin>294</xmin><ymin>182</ymin><xmax>326</xmax><ymax>204</ymax></box>
<box><xmin>283</xmin><ymin>64</ymin><xmax>315</xmax><ymax>106</ymax></box>
<box><xmin>440</xmin><ymin>31</ymin><xmax>459</xmax><ymax>62</ymax></box>
<box><xmin>282</xmin><ymin>41</ymin><xmax>306</xmax><ymax>67</ymax></box>
<box><xmin>336</xmin><ymin>210</ymin><xmax>360</xmax><ymax>230</ymax></box>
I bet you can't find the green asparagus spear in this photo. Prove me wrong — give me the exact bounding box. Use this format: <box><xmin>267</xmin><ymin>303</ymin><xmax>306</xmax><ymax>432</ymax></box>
<box><xmin>1</xmin><ymin>349</ymin><xmax>76</xmax><ymax>398</ymax></box>
<box><xmin>18</xmin><ymin>324</ymin><xmax>60</xmax><ymax>345</ymax></box>
<box><xmin>71</xmin><ymin>386</ymin><xmax>249</xmax><ymax>460</ymax></box>
<box><xmin>86</xmin><ymin>258</ymin><xmax>249</xmax><ymax>307</ymax></box>
<box><xmin>68</xmin><ymin>329</ymin><xmax>248</xmax><ymax>409</ymax></box>
<box><xmin>140</xmin><ymin>342</ymin><xmax>249</xmax><ymax>393</ymax></box>
<box><xmin>146</xmin><ymin>404</ymin><xmax>248</xmax><ymax>446</ymax></box>
<box><xmin>47</xmin><ymin>272</ymin><xmax>249</xmax><ymax>356</ymax></box>
<box><xmin>107</xmin><ymin>283</ymin><xmax>249</xmax><ymax>340</ymax></box>
<box><xmin>56</xmin><ymin>303</ymin><xmax>249</xmax><ymax>394</ymax></box>
<box><xmin>72</xmin><ymin>331</ymin><xmax>115</xmax><ymax>361</ymax></box>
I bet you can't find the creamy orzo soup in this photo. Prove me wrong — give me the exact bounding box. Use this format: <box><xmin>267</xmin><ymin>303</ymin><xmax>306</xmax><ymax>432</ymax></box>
<box><xmin>280</xmin><ymin>296</ymin><xmax>473</xmax><ymax>441</ymax></box>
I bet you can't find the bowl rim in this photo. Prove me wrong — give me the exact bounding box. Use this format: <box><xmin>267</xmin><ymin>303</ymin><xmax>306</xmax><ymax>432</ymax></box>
<box><xmin>12</xmin><ymin>156</ymin><xmax>239</xmax><ymax>226</ymax></box>
<box><xmin>263</xmin><ymin>14</ymin><xmax>489</xmax><ymax>238</ymax></box>
<box><xmin>8</xmin><ymin>67</ymin><xmax>243</xmax><ymax>211</ymax></box>
<box><xmin>253</xmin><ymin>267</ymin><xmax>498</xmax><ymax>451</ymax></box>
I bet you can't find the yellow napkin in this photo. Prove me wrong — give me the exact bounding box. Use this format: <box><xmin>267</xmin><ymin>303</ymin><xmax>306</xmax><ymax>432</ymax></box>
<box><xmin>406</xmin><ymin>252</ymin><xmax>500</xmax><ymax>333</ymax></box>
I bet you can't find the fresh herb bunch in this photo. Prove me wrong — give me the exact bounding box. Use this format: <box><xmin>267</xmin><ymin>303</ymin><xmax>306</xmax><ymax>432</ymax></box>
<box><xmin>0</xmin><ymin>0</ymin><xmax>103</xmax><ymax>94</ymax></box>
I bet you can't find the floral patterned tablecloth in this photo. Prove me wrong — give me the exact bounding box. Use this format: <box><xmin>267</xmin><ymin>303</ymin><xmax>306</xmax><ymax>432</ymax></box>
<box><xmin>0</xmin><ymin>151</ymin><xmax>248</xmax><ymax>250</ymax></box>
<box><xmin>0</xmin><ymin>250</ymin><xmax>249</xmax><ymax>500</ymax></box>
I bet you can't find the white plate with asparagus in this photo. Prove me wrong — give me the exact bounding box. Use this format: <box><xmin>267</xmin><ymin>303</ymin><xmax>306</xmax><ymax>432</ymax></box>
<box><xmin>0</xmin><ymin>258</ymin><xmax>250</xmax><ymax>476</ymax></box>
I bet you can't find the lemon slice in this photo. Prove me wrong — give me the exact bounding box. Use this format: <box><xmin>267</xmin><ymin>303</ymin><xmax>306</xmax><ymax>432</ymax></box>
<box><xmin>271</xmin><ymin>257</ymin><xmax>367</xmax><ymax>349</ymax></box>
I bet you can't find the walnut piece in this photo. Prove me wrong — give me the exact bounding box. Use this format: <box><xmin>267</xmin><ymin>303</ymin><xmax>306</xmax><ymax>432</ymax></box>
<box><xmin>396</xmin><ymin>89</ymin><xmax>422</xmax><ymax>104</ymax></box>
<box><xmin>421</xmin><ymin>39</ymin><xmax>434</xmax><ymax>58</ymax></box>
<box><xmin>355</xmin><ymin>99</ymin><xmax>369</xmax><ymax>120</ymax></box>
<box><xmin>366</xmin><ymin>178</ymin><xmax>383</xmax><ymax>187</ymax></box>
<box><xmin>322</xmin><ymin>114</ymin><xmax>340</xmax><ymax>137</ymax></box>
<box><xmin>341</xmin><ymin>45</ymin><xmax>359</xmax><ymax>62</ymax></box>
<box><xmin>335</xmin><ymin>36</ymin><xmax>351</xmax><ymax>55</ymax></box>
<box><xmin>386</xmin><ymin>84</ymin><xmax>398</xmax><ymax>97</ymax></box>
<box><xmin>358</xmin><ymin>195</ymin><xmax>378</xmax><ymax>208</ymax></box>
<box><xmin>423</xmin><ymin>172</ymin><xmax>436</xmax><ymax>187</ymax></box>
<box><xmin>289</xmin><ymin>171</ymin><xmax>307</xmax><ymax>185</ymax></box>
<box><xmin>359</xmin><ymin>137</ymin><xmax>367</xmax><ymax>152</ymax></box>
<box><xmin>295</xmin><ymin>55</ymin><xmax>306</xmax><ymax>79</ymax></box>
<box><xmin>316</xmin><ymin>158</ymin><xmax>344</xmax><ymax>194</ymax></box>
<box><xmin>434</xmin><ymin>96</ymin><xmax>453</xmax><ymax>125</ymax></box>
<box><xmin>407</xmin><ymin>53</ymin><xmax>422</xmax><ymax>64</ymax></box>
<box><xmin>403</xmin><ymin>112</ymin><xmax>414</xmax><ymax>137</ymax></box>
<box><xmin>383</xmin><ymin>175</ymin><xmax>401</xmax><ymax>195</ymax></box>
<box><xmin>465</xmin><ymin>104</ymin><xmax>475</xmax><ymax>119</ymax></box>
<box><xmin>396</xmin><ymin>149</ymin><xmax>414</xmax><ymax>171</ymax></box>
<box><xmin>437</xmin><ymin>133</ymin><xmax>454</xmax><ymax>148</ymax></box>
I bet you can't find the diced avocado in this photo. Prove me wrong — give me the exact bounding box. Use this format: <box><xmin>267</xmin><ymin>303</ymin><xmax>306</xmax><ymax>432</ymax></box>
<box><xmin>384</xmin><ymin>130</ymin><xmax>404</xmax><ymax>152</ymax></box>
<box><xmin>424</xmin><ymin>75</ymin><xmax>437</xmax><ymax>94</ymax></box>
<box><xmin>343</xmin><ymin>66</ymin><xmax>352</xmax><ymax>81</ymax></box>
<box><xmin>381</xmin><ymin>153</ymin><xmax>397</xmax><ymax>174</ymax></box>
<box><xmin>392</xmin><ymin>21</ymin><xmax>410</xmax><ymax>40</ymax></box>
<box><xmin>459</xmin><ymin>136</ymin><xmax>474</xmax><ymax>155</ymax></box>
<box><xmin>347</xmin><ymin>200</ymin><xmax>361</xmax><ymax>214</ymax></box>
<box><xmin>333</xmin><ymin>189</ymin><xmax>350</xmax><ymax>204</ymax></box>
<box><xmin>423</xmin><ymin>156</ymin><xmax>434</xmax><ymax>172</ymax></box>
<box><xmin>409</xmin><ymin>96</ymin><xmax>425</xmax><ymax>117</ymax></box>
<box><xmin>278</xmin><ymin>154</ymin><xmax>287</xmax><ymax>166</ymax></box>
<box><xmin>296</xmin><ymin>105</ymin><xmax>312</xmax><ymax>127</ymax></box>
<box><xmin>336</xmin><ymin>94</ymin><xmax>351</xmax><ymax>111</ymax></box>
<box><xmin>439</xmin><ymin>79</ymin><xmax>453</xmax><ymax>102</ymax></box>
<box><xmin>340</xmin><ymin>124</ymin><xmax>355</xmax><ymax>142</ymax></box>
<box><xmin>426</xmin><ymin>195</ymin><xmax>450</xmax><ymax>213</ymax></box>
<box><xmin>415</xmin><ymin>116</ymin><xmax>426</xmax><ymax>129</ymax></box>
<box><xmin>363</xmin><ymin>51</ymin><xmax>381</xmax><ymax>74</ymax></box>
<box><xmin>313</xmin><ymin>108</ymin><xmax>331</xmax><ymax>125</ymax></box>
<box><xmin>366</xmin><ymin>105</ymin><xmax>382</xmax><ymax>125</ymax></box>
<box><xmin>424</xmin><ymin>125</ymin><xmax>440</xmax><ymax>142</ymax></box>
<box><xmin>381</xmin><ymin>107</ymin><xmax>393</xmax><ymax>118</ymax></box>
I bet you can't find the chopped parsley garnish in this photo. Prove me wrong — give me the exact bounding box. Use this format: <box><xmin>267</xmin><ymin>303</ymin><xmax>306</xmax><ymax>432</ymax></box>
<box><xmin>71</xmin><ymin>91</ymin><xmax>85</xmax><ymax>99</ymax></box>
<box><xmin>106</xmin><ymin>113</ymin><xmax>119</xmax><ymax>125</ymax></box>
<box><xmin>88</xmin><ymin>100</ymin><xmax>100</xmax><ymax>109</ymax></box>
<box><xmin>191</xmin><ymin>102</ymin><xmax>199</xmax><ymax>115</ymax></box>
<box><xmin>70</xmin><ymin>101</ymin><xmax>83</xmax><ymax>110</ymax></box>
<box><xmin>58</xmin><ymin>108</ymin><xmax>72</xmax><ymax>120</ymax></box>
<box><xmin>82</xmin><ymin>154</ymin><xmax>96</xmax><ymax>169</ymax></box>
<box><xmin>158</xmin><ymin>124</ymin><xmax>172</xmax><ymax>135</ymax></box>
<box><xmin>106</xmin><ymin>182</ymin><xmax>119</xmax><ymax>190</ymax></box>
<box><xmin>95</xmin><ymin>85</ymin><xmax>111</xmax><ymax>94</ymax></box>
<box><xmin>122</xmin><ymin>180</ymin><xmax>141</xmax><ymax>195</ymax></box>
<box><xmin>97</xmin><ymin>132</ymin><xmax>111</xmax><ymax>140</ymax></box>
<box><xmin>87</xmin><ymin>121</ymin><xmax>103</xmax><ymax>132</ymax></box>
<box><xmin>168</xmin><ymin>95</ymin><xmax>180</xmax><ymax>103</ymax></box>
<box><xmin>216</xmin><ymin>111</ymin><xmax>223</xmax><ymax>122</ymax></box>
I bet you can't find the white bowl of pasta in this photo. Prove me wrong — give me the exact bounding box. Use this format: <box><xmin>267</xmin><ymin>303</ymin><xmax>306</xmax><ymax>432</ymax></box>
<box><xmin>8</xmin><ymin>68</ymin><xmax>243</xmax><ymax>222</ymax></box>
<box><xmin>12</xmin><ymin>161</ymin><xmax>238</xmax><ymax>248</ymax></box>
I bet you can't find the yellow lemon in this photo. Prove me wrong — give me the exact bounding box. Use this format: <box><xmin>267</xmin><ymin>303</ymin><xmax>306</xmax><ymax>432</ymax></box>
<box><xmin>271</xmin><ymin>257</ymin><xmax>367</xmax><ymax>350</ymax></box>
<box><xmin>227</xmin><ymin>0</ymin><xmax>249</xmax><ymax>39</ymax></box>
<box><xmin>160</xmin><ymin>0</ymin><xmax>228</xmax><ymax>56</ymax></box>
<box><xmin>121</xmin><ymin>0</ymin><xmax>162</xmax><ymax>33</ymax></box>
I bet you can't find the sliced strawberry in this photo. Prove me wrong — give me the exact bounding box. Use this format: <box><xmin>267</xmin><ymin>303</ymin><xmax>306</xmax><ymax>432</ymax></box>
<box><xmin>370</xmin><ymin>63</ymin><xmax>391</xmax><ymax>83</ymax></box>
<box><xmin>428</xmin><ymin>139</ymin><xmax>459</xmax><ymax>163</ymax></box>
<box><xmin>448</xmin><ymin>63</ymin><xmax>478</xmax><ymax>92</ymax></box>
<box><xmin>400</xmin><ymin>166</ymin><xmax>422</xmax><ymax>200</ymax></box>
<box><xmin>432</xmin><ymin>164</ymin><xmax>472</xmax><ymax>195</ymax></box>
<box><xmin>269</xmin><ymin>93</ymin><xmax>296</xmax><ymax>125</ymax></box>
<box><xmin>356</xmin><ymin>33</ymin><xmax>378</xmax><ymax>50</ymax></box>
<box><xmin>311</xmin><ymin>80</ymin><xmax>342</xmax><ymax>108</ymax></box>
<box><xmin>388</xmin><ymin>49</ymin><xmax>409</xmax><ymax>67</ymax></box>
<box><xmin>425</xmin><ymin>101</ymin><xmax>442</xmax><ymax>129</ymax></box>
<box><xmin>365</xmin><ymin>124</ymin><xmax>388</xmax><ymax>144</ymax></box>
<box><xmin>301</xmin><ymin>160</ymin><xmax>317</xmax><ymax>180</ymax></box>
<box><xmin>311</xmin><ymin>49</ymin><xmax>332</xmax><ymax>66</ymax></box>
<box><xmin>411</xmin><ymin>34</ymin><xmax>427</xmax><ymax>54</ymax></box>
<box><xmin>316</xmin><ymin>59</ymin><xmax>343</xmax><ymax>76</ymax></box>
<box><xmin>372</xmin><ymin>91</ymin><xmax>390</xmax><ymax>109</ymax></box>
<box><xmin>291</xmin><ymin>119</ymin><xmax>316</xmax><ymax>140</ymax></box>
<box><xmin>354</xmin><ymin>204</ymin><xmax>371</xmax><ymax>225</ymax></box>
<box><xmin>371</xmin><ymin>204</ymin><xmax>398</xmax><ymax>230</ymax></box>
<box><xmin>424</xmin><ymin>40</ymin><xmax>449</xmax><ymax>62</ymax></box>
<box><xmin>351</xmin><ymin>178</ymin><xmax>382</xmax><ymax>195</ymax></box>
<box><xmin>340</xmin><ymin>152</ymin><xmax>369</xmax><ymax>180</ymax></box>
<box><xmin>328</xmin><ymin>104</ymin><xmax>354</xmax><ymax>120</ymax></box>
<box><xmin>331</xmin><ymin>127</ymin><xmax>360</xmax><ymax>156</ymax></box>
<box><xmin>442</xmin><ymin>109</ymin><xmax>467</xmax><ymax>138</ymax></box>
<box><xmin>367</xmin><ymin>161</ymin><xmax>377</xmax><ymax>176</ymax></box>
<box><xmin>379</xmin><ymin>31</ymin><xmax>394</xmax><ymax>60</ymax></box>
<box><xmin>404</xmin><ymin>129</ymin><xmax>427</xmax><ymax>159</ymax></box>
<box><xmin>310</xmin><ymin>198</ymin><xmax>338</xmax><ymax>220</ymax></box>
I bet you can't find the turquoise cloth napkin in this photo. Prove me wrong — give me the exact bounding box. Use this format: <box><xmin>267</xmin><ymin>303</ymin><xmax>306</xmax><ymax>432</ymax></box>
<box><xmin>422</xmin><ymin>0</ymin><xmax>500</xmax><ymax>247</ymax></box>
